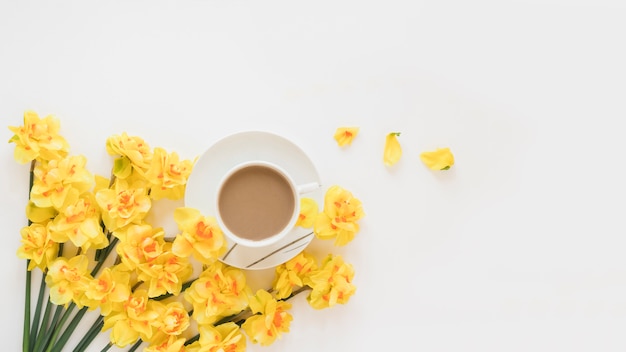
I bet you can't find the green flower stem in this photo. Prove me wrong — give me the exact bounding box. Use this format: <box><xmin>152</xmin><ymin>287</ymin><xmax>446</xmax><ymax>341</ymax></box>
<box><xmin>43</xmin><ymin>302</ymin><xmax>76</xmax><ymax>352</ymax></box>
<box><xmin>90</xmin><ymin>237</ymin><xmax>119</xmax><ymax>277</ymax></box>
<box><xmin>49</xmin><ymin>306</ymin><xmax>88</xmax><ymax>352</ymax></box>
<box><xmin>33</xmin><ymin>298</ymin><xmax>53</xmax><ymax>352</ymax></box>
<box><xmin>100</xmin><ymin>342</ymin><xmax>113</xmax><ymax>352</ymax></box>
<box><xmin>23</xmin><ymin>261</ymin><xmax>31</xmax><ymax>352</ymax></box>
<box><xmin>29</xmin><ymin>272</ymin><xmax>47</xmax><ymax>349</ymax></box>
<box><xmin>184</xmin><ymin>334</ymin><xmax>200</xmax><ymax>346</ymax></box>
<box><xmin>152</xmin><ymin>279</ymin><xmax>194</xmax><ymax>301</ymax></box>
<box><xmin>127</xmin><ymin>340</ymin><xmax>143</xmax><ymax>352</ymax></box>
<box><xmin>34</xmin><ymin>304</ymin><xmax>64</xmax><ymax>352</ymax></box>
<box><xmin>283</xmin><ymin>286</ymin><xmax>312</xmax><ymax>300</ymax></box>
<box><xmin>24</xmin><ymin>160</ymin><xmax>36</xmax><ymax>352</ymax></box>
<box><xmin>72</xmin><ymin>315</ymin><xmax>104</xmax><ymax>352</ymax></box>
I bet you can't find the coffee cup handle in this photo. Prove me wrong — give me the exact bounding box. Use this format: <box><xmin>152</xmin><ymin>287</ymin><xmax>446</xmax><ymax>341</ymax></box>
<box><xmin>297</xmin><ymin>182</ymin><xmax>320</xmax><ymax>194</ymax></box>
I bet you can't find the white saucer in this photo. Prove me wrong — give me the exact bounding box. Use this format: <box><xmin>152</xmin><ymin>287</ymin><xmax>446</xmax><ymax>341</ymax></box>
<box><xmin>184</xmin><ymin>131</ymin><xmax>323</xmax><ymax>270</ymax></box>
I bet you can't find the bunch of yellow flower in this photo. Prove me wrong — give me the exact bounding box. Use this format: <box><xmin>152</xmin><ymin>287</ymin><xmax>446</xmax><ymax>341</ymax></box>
<box><xmin>10</xmin><ymin>111</ymin><xmax>363</xmax><ymax>352</ymax></box>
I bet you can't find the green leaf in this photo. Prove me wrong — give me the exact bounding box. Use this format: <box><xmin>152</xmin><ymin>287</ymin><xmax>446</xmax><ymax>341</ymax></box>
<box><xmin>23</xmin><ymin>262</ymin><xmax>31</xmax><ymax>352</ymax></box>
<box><xmin>112</xmin><ymin>157</ymin><xmax>132</xmax><ymax>179</ymax></box>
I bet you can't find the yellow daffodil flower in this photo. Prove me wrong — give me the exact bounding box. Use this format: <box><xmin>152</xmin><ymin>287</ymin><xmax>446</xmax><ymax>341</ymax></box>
<box><xmin>106</xmin><ymin>132</ymin><xmax>153</xmax><ymax>176</ymax></box>
<box><xmin>187</xmin><ymin>322</ymin><xmax>246</xmax><ymax>352</ymax></box>
<box><xmin>48</xmin><ymin>192</ymin><xmax>108</xmax><ymax>251</ymax></box>
<box><xmin>307</xmin><ymin>254</ymin><xmax>356</xmax><ymax>310</ymax></box>
<box><xmin>16</xmin><ymin>223</ymin><xmax>59</xmax><ymax>271</ymax></box>
<box><xmin>115</xmin><ymin>224</ymin><xmax>166</xmax><ymax>271</ymax></box>
<box><xmin>420</xmin><ymin>147</ymin><xmax>455</xmax><ymax>170</ymax></box>
<box><xmin>103</xmin><ymin>289</ymin><xmax>161</xmax><ymax>347</ymax></box>
<box><xmin>82</xmin><ymin>265</ymin><xmax>131</xmax><ymax>316</ymax></box>
<box><xmin>96</xmin><ymin>179</ymin><xmax>151</xmax><ymax>232</ymax></box>
<box><xmin>144</xmin><ymin>147</ymin><xmax>195</xmax><ymax>200</ymax></box>
<box><xmin>383</xmin><ymin>132</ymin><xmax>402</xmax><ymax>166</ymax></box>
<box><xmin>152</xmin><ymin>301</ymin><xmax>190</xmax><ymax>336</ymax></box>
<box><xmin>295</xmin><ymin>197</ymin><xmax>318</xmax><ymax>228</ymax></box>
<box><xmin>272</xmin><ymin>251</ymin><xmax>318</xmax><ymax>299</ymax></box>
<box><xmin>137</xmin><ymin>244</ymin><xmax>193</xmax><ymax>298</ymax></box>
<box><xmin>184</xmin><ymin>262</ymin><xmax>250</xmax><ymax>325</ymax></box>
<box><xmin>333</xmin><ymin>127</ymin><xmax>359</xmax><ymax>146</ymax></box>
<box><xmin>45</xmin><ymin>255</ymin><xmax>92</xmax><ymax>306</ymax></box>
<box><xmin>145</xmin><ymin>335</ymin><xmax>187</xmax><ymax>352</ymax></box>
<box><xmin>172</xmin><ymin>207</ymin><xmax>227</xmax><ymax>264</ymax></box>
<box><xmin>241</xmin><ymin>289</ymin><xmax>293</xmax><ymax>346</ymax></box>
<box><xmin>8</xmin><ymin>110</ymin><xmax>70</xmax><ymax>164</ymax></box>
<box><xmin>30</xmin><ymin>155</ymin><xmax>95</xmax><ymax>211</ymax></box>
<box><xmin>314</xmin><ymin>185</ymin><xmax>364</xmax><ymax>246</ymax></box>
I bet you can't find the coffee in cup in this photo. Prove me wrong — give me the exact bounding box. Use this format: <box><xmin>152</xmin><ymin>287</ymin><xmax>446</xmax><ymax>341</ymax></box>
<box><xmin>216</xmin><ymin>161</ymin><xmax>318</xmax><ymax>248</ymax></box>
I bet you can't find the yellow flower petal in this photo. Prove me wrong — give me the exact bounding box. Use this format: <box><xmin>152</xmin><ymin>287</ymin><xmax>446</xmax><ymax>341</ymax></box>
<box><xmin>383</xmin><ymin>132</ymin><xmax>402</xmax><ymax>166</ymax></box>
<box><xmin>295</xmin><ymin>197</ymin><xmax>318</xmax><ymax>228</ymax></box>
<box><xmin>333</xmin><ymin>127</ymin><xmax>359</xmax><ymax>147</ymax></box>
<box><xmin>25</xmin><ymin>201</ymin><xmax>56</xmax><ymax>223</ymax></box>
<box><xmin>420</xmin><ymin>147</ymin><xmax>455</xmax><ymax>170</ymax></box>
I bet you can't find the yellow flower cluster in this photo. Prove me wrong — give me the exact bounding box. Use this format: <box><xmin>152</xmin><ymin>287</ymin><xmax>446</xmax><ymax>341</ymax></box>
<box><xmin>271</xmin><ymin>252</ymin><xmax>356</xmax><ymax>310</ymax></box>
<box><xmin>10</xmin><ymin>111</ymin><xmax>363</xmax><ymax>352</ymax></box>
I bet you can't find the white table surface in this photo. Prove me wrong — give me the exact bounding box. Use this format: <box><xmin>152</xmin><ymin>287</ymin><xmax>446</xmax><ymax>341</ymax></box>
<box><xmin>2</xmin><ymin>1</ymin><xmax>626</xmax><ymax>351</ymax></box>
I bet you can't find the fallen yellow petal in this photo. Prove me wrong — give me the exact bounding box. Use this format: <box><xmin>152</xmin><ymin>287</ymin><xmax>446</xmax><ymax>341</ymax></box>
<box><xmin>420</xmin><ymin>147</ymin><xmax>455</xmax><ymax>170</ymax></box>
<box><xmin>334</xmin><ymin>127</ymin><xmax>359</xmax><ymax>146</ymax></box>
<box><xmin>383</xmin><ymin>132</ymin><xmax>402</xmax><ymax>166</ymax></box>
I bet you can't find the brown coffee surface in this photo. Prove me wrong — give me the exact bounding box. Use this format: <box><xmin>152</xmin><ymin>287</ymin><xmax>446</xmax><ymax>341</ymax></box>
<box><xmin>218</xmin><ymin>165</ymin><xmax>295</xmax><ymax>241</ymax></box>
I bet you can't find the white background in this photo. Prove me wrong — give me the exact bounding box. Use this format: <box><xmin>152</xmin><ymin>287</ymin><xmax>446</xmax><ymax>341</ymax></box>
<box><xmin>2</xmin><ymin>0</ymin><xmax>626</xmax><ymax>351</ymax></box>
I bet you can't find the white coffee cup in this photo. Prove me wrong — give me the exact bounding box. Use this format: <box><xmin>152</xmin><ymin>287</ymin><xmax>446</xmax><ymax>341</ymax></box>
<box><xmin>215</xmin><ymin>160</ymin><xmax>319</xmax><ymax>248</ymax></box>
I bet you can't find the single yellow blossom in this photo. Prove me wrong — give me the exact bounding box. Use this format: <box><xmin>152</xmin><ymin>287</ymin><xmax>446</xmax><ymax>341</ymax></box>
<box><xmin>151</xmin><ymin>301</ymin><xmax>190</xmax><ymax>336</ymax></box>
<box><xmin>295</xmin><ymin>197</ymin><xmax>318</xmax><ymax>228</ymax></box>
<box><xmin>8</xmin><ymin>110</ymin><xmax>70</xmax><ymax>164</ymax></box>
<box><xmin>106</xmin><ymin>132</ymin><xmax>153</xmax><ymax>176</ymax></box>
<box><xmin>241</xmin><ymin>289</ymin><xmax>293</xmax><ymax>346</ymax></box>
<box><xmin>16</xmin><ymin>223</ymin><xmax>59</xmax><ymax>271</ymax></box>
<box><xmin>184</xmin><ymin>262</ymin><xmax>250</xmax><ymax>325</ymax></box>
<box><xmin>48</xmin><ymin>192</ymin><xmax>108</xmax><ymax>251</ymax></box>
<box><xmin>187</xmin><ymin>322</ymin><xmax>246</xmax><ymax>352</ymax></box>
<box><xmin>172</xmin><ymin>207</ymin><xmax>227</xmax><ymax>264</ymax></box>
<box><xmin>96</xmin><ymin>178</ymin><xmax>151</xmax><ymax>232</ymax></box>
<box><xmin>82</xmin><ymin>265</ymin><xmax>131</xmax><ymax>315</ymax></box>
<box><xmin>307</xmin><ymin>254</ymin><xmax>356</xmax><ymax>310</ymax></box>
<box><xmin>314</xmin><ymin>185</ymin><xmax>364</xmax><ymax>246</ymax></box>
<box><xmin>136</xmin><ymin>243</ymin><xmax>193</xmax><ymax>298</ymax></box>
<box><xmin>30</xmin><ymin>155</ymin><xmax>95</xmax><ymax>210</ymax></box>
<box><xmin>145</xmin><ymin>335</ymin><xmax>186</xmax><ymax>352</ymax></box>
<box><xmin>333</xmin><ymin>127</ymin><xmax>359</xmax><ymax>147</ymax></box>
<box><xmin>383</xmin><ymin>132</ymin><xmax>402</xmax><ymax>166</ymax></box>
<box><xmin>144</xmin><ymin>147</ymin><xmax>195</xmax><ymax>200</ymax></box>
<box><xmin>103</xmin><ymin>289</ymin><xmax>160</xmax><ymax>347</ymax></box>
<box><xmin>115</xmin><ymin>224</ymin><xmax>166</xmax><ymax>271</ymax></box>
<box><xmin>420</xmin><ymin>147</ymin><xmax>455</xmax><ymax>170</ymax></box>
<box><xmin>272</xmin><ymin>251</ymin><xmax>318</xmax><ymax>299</ymax></box>
<box><xmin>45</xmin><ymin>255</ymin><xmax>92</xmax><ymax>306</ymax></box>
